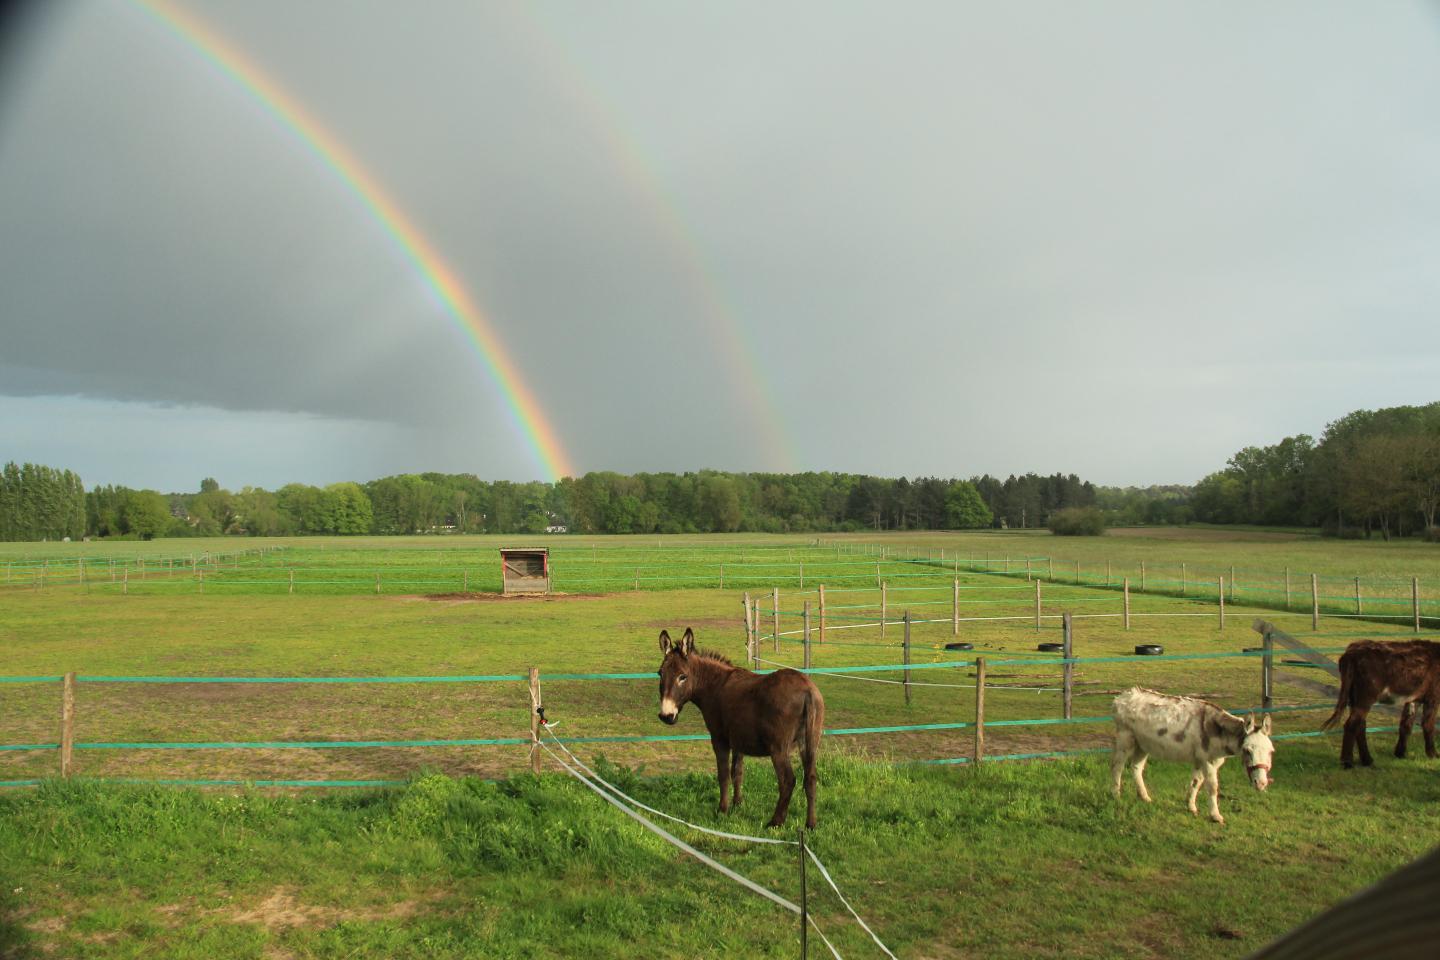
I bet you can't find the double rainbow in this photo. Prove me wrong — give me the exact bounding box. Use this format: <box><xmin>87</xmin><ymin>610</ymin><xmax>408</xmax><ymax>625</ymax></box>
<box><xmin>132</xmin><ymin>0</ymin><xmax>575</xmax><ymax>481</ymax></box>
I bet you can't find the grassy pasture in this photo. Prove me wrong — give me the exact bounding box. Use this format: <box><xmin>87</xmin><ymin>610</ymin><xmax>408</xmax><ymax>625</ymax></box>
<box><xmin>3</xmin><ymin>529</ymin><xmax>1440</xmax><ymax>957</ymax></box>
<box><xmin>4</xmin><ymin>745</ymin><xmax>1439</xmax><ymax>959</ymax></box>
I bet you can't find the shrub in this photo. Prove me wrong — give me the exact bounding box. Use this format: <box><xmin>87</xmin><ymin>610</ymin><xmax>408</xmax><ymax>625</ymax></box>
<box><xmin>1048</xmin><ymin>507</ymin><xmax>1107</xmax><ymax>536</ymax></box>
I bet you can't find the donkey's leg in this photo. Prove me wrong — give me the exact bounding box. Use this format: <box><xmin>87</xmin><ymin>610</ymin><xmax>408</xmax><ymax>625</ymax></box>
<box><xmin>1352</xmin><ymin>707</ymin><xmax>1374</xmax><ymax>766</ymax></box>
<box><xmin>1186</xmin><ymin>768</ymin><xmax>1204</xmax><ymax>816</ymax></box>
<box><xmin>1204</xmin><ymin>762</ymin><xmax>1224</xmax><ymax>825</ymax></box>
<box><xmin>1341</xmin><ymin>712</ymin><xmax>1357</xmax><ymax>769</ymax></box>
<box><xmin>730</xmin><ymin>753</ymin><xmax>745</xmax><ymax>808</ymax></box>
<box><xmin>1131</xmin><ymin>751</ymin><xmax>1152</xmax><ymax>803</ymax></box>
<box><xmin>1110</xmin><ymin>730</ymin><xmax>1132</xmax><ymax>798</ymax></box>
<box><xmin>1395</xmin><ymin>702</ymin><xmax>1414</xmax><ymax>759</ymax></box>
<box><xmin>766</xmin><ymin>750</ymin><xmax>796</xmax><ymax>828</ymax></box>
<box><xmin>1423</xmin><ymin>701</ymin><xmax>1438</xmax><ymax>759</ymax></box>
<box><xmin>713</xmin><ymin>742</ymin><xmax>732</xmax><ymax>814</ymax></box>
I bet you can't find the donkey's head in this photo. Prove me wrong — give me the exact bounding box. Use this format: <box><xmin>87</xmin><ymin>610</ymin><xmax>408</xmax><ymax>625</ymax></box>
<box><xmin>656</xmin><ymin>628</ymin><xmax>697</xmax><ymax>725</ymax></box>
<box><xmin>1241</xmin><ymin>715</ymin><xmax>1275</xmax><ymax>791</ymax></box>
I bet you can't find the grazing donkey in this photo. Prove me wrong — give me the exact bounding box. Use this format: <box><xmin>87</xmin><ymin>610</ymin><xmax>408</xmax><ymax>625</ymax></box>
<box><xmin>1111</xmin><ymin>688</ymin><xmax>1274</xmax><ymax>825</ymax></box>
<box><xmin>656</xmin><ymin>628</ymin><xmax>825</xmax><ymax>829</ymax></box>
<box><xmin>1320</xmin><ymin>639</ymin><xmax>1440</xmax><ymax>768</ymax></box>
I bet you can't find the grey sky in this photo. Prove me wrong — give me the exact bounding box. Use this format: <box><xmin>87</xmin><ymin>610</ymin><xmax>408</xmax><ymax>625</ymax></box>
<box><xmin>2</xmin><ymin>1</ymin><xmax>1438</xmax><ymax>491</ymax></box>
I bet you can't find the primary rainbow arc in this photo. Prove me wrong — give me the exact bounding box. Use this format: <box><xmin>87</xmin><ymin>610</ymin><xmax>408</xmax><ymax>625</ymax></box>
<box><xmin>133</xmin><ymin>0</ymin><xmax>575</xmax><ymax>481</ymax></box>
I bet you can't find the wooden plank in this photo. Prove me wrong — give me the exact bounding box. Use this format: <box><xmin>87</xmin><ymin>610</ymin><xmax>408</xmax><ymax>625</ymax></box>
<box><xmin>60</xmin><ymin>672</ymin><xmax>75</xmax><ymax>778</ymax></box>
<box><xmin>1062</xmin><ymin>612</ymin><xmax>1073</xmax><ymax>720</ymax></box>
<box><xmin>974</xmin><ymin>658</ymin><xmax>986</xmax><ymax>764</ymax></box>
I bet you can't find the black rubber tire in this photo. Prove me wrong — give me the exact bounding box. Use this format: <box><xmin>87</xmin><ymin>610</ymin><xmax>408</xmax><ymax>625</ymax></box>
<box><xmin>1037</xmin><ymin>642</ymin><xmax>1065</xmax><ymax>653</ymax></box>
<box><xmin>1134</xmin><ymin>644</ymin><xmax>1164</xmax><ymax>656</ymax></box>
<box><xmin>944</xmin><ymin>641</ymin><xmax>973</xmax><ymax>651</ymax></box>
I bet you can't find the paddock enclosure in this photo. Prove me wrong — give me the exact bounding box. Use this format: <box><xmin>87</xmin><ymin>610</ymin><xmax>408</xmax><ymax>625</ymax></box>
<box><xmin>4</xmin><ymin>534</ymin><xmax>1436</xmax><ymax>787</ymax></box>
<box><xmin>5</xmin><ymin>531</ymin><xmax>1440</xmax><ymax>958</ymax></box>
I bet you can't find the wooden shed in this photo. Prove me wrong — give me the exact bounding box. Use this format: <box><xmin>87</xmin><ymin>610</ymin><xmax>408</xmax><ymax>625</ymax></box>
<box><xmin>500</xmin><ymin>548</ymin><xmax>550</xmax><ymax>595</ymax></box>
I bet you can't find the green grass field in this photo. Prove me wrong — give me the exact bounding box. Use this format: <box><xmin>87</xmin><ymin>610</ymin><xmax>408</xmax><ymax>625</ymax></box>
<box><xmin>3</xmin><ymin>529</ymin><xmax>1439</xmax><ymax>957</ymax></box>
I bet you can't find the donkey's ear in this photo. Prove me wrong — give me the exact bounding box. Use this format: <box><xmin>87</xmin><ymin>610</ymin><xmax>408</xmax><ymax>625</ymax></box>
<box><xmin>1260</xmin><ymin>715</ymin><xmax>1272</xmax><ymax>736</ymax></box>
<box><xmin>659</xmin><ymin>630</ymin><xmax>673</xmax><ymax>655</ymax></box>
<box><xmin>681</xmin><ymin>628</ymin><xmax>696</xmax><ymax>656</ymax></box>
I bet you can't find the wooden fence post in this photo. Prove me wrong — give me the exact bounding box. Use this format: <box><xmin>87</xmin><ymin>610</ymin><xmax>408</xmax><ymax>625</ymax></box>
<box><xmin>289</xmin><ymin>570</ymin><xmax>294</xmax><ymax>595</ymax></box>
<box><xmin>974</xmin><ymin>657</ymin><xmax>986</xmax><ymax>765</ymax></box>
<box><xmin>719</xmin><ymin>563</ymin><xmax>725</xmax><ymax>590</ymax></box>
<box><xmin>60</xmin><ymin>672</ymin><xmax>75</xmax><ymax>778</ymax></box>
<box><xmin>903</xmin><ymin>612</ymin><xmax>912</xmax><ymax>707</ymax></box>
<box><xmin>1218</xmin><ymin>577</ymin><xmax>1225</xmax><ymax>630</ymax></box>
<box><xmin>1140</xmin><ymin>561</ymin><xmax>1145</xmax><ymax>593</ymax></box>
<box><xmin>463</xmin><ymin>569</ymin><xmax>469</xmax><ymax>592</ymax></box>
<box><xmin>880</xmin><ymin>581</ymin><xmax>888</xmax><ymax>639</ymax></box>
<box><xmin>1415</xmin><ymin>578</ymin><xmax>1422</xmax><ymax>633</ymax></box>
<box><xmin>818</xmin><ymin>584</ymin><xmax>826</xmax><ymax>644</ymax></box>
<box><xmin>529</xmin><ymin>667</ymin><xmax>542</xmax><ymax>774</ymax></box>
<box><xmin>1026</xmin><ymin>557</ymin><xmax>1032</xmax><ymax>581</ymax></box>
<box><xmin>1123</xmin><ymin>578</ymin><xmax>1130</xmax><ymax>630</ymax></box>
<box><xmin>199</xmin><ymin>569</ymin><xmax>205</xmax><ymax>594</ymax></box>
<box><xmin>749</xmin><ymin>595</ymin><xmax>760</xmax><ymax>667</ymax></box>
<box><xmin>373</xmin><ymin>572</ymin><xmax>379</xmax><ymax>595</ymax></box>
<box><xmin>803</xmin><ymin>601</ymin><xmax>812</xmax><ymax>670</ymax></box>
<box><xmin>1230</xmin><ymin>565</ymin><xmax>1237</xmax><ymax>602</ymax></box>
<box><xmin>799</xmin><ymin>562</ymin><xmax>804</xmax><ymax>590</ymax></box>
<box><xmin>1062</xmin><ymin>612</ymin><xmax>1074</xmax><ymax>720</ymax></box>
<box><xmin>1355</xmin><ymin>577</ymin><xmax>1362</xmax><ymax>616</ymax></box>
<box><xmin>1285</xmin><ymin>567</ymin><xmax>1291</xmax><ymax>610</ymax></box>
<box><xmin>952</xmin><ymin>578</ymin><xmax>961</xmax><ymax>636</ymax></box>
<box><xmin>122</xmin><ymin>568</ymin><xmax>128</xmax><ymax>595</ymax></box>
<box><xmin>875</xmin><ymin>560</ymin><xmax>881</xmax><ymax>587</ymax></box>
<box><xmin>1261</xmin><ymin>624</ymin><xmax>1273</xmax><ymax>711</ymax></box>
<box><xmin>634</xmin><ymin>567</ymin><xmax>640</xmax><ymax>591</ymax></box>
<box><xmin>1312</xmin><ymin>574</ymin><xmax>1320</xmax><ymax>631</ymax></box>
<box><xmin>773</xmin><ymin>587</ymin><xmax>781</xmax><ymax>653</ymax></box>
<box><xmin>1181</xmin><ymin>563</ymin><xmax>1187</xmax><ymax>596</ymax></box>
<box><xmin>1047</xmin><ymin>557</ymin><xmax>1053</xmax><ymax>581</ymax></box>
<box><xmin>1074</xmin><ymin>560</ymin><xmax>1081</xmax><ymax>585</ymax></box>
<box><xmin>1034</xmin><ymin>579</ymin><xmax>1042</xmax><ymax>631</ymax></box>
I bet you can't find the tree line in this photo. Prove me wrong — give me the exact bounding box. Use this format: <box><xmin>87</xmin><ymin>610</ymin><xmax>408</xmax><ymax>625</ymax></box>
<box><xmin>0</xmin><ymin>463</ymin><xmax>86</xmax><ymax>541</ymax></box>
<box><xmin>1190</xmin><ymin>402</ymin><xmax>1440</xmax><ymax>538</ymax></box>
<box><xmin>0</xmin><ymin>465</ymin><xmax>1099</xmax><ymax>539</ymax></box>
<box><xmin>10</xmin><ymin>400</ymin><xmax>1434</xmax><ymax>541</ymax></box>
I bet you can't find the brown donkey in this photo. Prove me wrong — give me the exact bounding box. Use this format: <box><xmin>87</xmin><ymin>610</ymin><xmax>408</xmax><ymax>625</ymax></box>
<box><xmin>656</xmin><ymin>628</ymin><xmax>825</xmax><ymax>828</ymax></box>
<box><xmin>1321</xmin><ymin>640</ymin><xmax>1440</xmax><ymax>768</ymax></box>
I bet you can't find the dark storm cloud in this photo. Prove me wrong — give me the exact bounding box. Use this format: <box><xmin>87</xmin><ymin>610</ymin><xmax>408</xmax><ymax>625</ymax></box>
<box><xmin>2</xmin><ymin>1</ymin><xmax>1439</xmax><ymax>486</ymax></box>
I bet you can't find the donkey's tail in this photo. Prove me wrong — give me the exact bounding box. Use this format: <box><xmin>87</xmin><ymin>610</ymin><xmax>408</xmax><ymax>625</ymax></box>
<box><xmin>803</xmin><ymin>684</ymin><xmax>826</xmax><ymax>763</ymax></box>
<box><xmin>1320</xmin><ymin>652</ymin><xmax>1356</xmax><ymax>731</ymax></box>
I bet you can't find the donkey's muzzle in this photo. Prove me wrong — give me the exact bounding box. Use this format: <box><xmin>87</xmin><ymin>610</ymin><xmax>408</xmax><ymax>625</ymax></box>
<box><xmin>658</xmin><ymin>712</ymin><xmax>678</xmax><ymax>725</ymax></box>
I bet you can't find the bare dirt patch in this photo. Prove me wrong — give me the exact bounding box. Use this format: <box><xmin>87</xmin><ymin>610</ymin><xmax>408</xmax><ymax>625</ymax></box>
<box><xmin>229</xmin><ymin>887</ymin><xmax>428</xmax><ymax>932</ymax></box>
<box><xmin>404</xmin><ymin>592</ymin><xmax>614</xmax><ymax>604</ymax></box>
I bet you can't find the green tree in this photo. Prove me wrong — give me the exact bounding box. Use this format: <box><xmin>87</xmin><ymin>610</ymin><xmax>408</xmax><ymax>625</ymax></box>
<box><xmin>945</xmin><ymin>481</ymin><xmax>993</xmax><ymax>529</ymax></box>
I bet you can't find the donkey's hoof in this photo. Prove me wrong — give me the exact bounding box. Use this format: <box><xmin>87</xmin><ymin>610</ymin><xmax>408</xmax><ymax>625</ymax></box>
<box><xmin>1360</xmin><ymin>756</ymin><xmax>1375</xmax><ymax>767</ymax></box>
<box><xmin>1342</xmin><ymin>760</ymin><xmax>1354</xmax><ymax>770</ymax></box>
<box><xmin>1210</xmin><ymin>814</ymin><xmax>1226</xmax><ymax>825</ymax></box>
